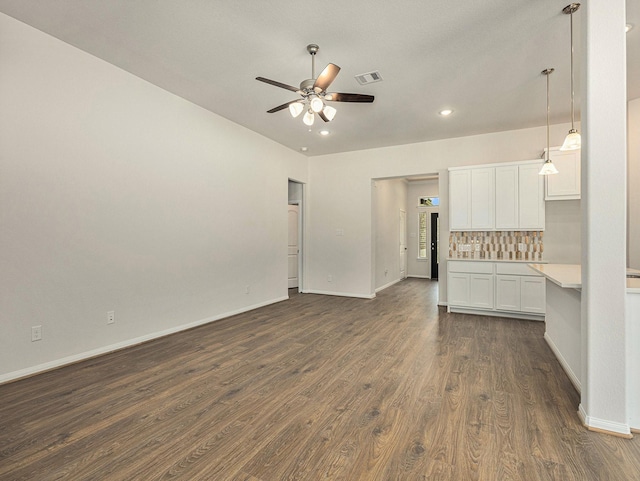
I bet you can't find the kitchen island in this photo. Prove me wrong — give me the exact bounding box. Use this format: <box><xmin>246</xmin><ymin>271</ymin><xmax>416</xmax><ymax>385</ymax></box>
<box><xmin>528</xmin><ymin>263</ymin><xmax>640</xmax><ymax>431</ymax></box>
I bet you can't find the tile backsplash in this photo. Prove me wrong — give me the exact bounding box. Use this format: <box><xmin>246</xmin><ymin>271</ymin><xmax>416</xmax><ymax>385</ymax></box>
<box><xmin>449</xmin><ymin>231</ymin><xmax>543</xmax><ymax>261</ymax></box>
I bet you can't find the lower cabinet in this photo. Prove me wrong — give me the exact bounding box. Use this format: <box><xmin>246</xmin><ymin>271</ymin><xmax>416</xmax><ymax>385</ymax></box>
<box><xmin>448</xmin><ymin>260</ymin><xmax>545</xmax><ymax>318</ymax></box>
<box><xmin>447</xmin><ymin>262</ymin><xmax>494</xmax><ymax>310</ymax></box>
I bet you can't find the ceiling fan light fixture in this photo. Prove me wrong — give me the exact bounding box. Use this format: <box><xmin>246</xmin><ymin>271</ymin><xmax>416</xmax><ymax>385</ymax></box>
<box><xmin>323</xmin><ymin>105</ymin><xmax>337</xmax><ymax>121</ymax></box>
<box><xmin>303</xmin><ymin>109</ymin><xmax>315</xmax><ymax>126</ymax></box>
<box><xmin>289</xmin><ymin>102</ymin><xmax>304</xmax><ymax>118</ymax></box>
<box><xmin>310</xmin><ymin>96</ymin><xmax>324</xmax><ymax>113</ymax></box>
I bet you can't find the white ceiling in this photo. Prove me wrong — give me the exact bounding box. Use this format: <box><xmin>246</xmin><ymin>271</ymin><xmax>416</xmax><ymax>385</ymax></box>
<box><xmin>1</xmin><ymin>0</ymin><xmax>638</xmax><ymax>157</ymax></box>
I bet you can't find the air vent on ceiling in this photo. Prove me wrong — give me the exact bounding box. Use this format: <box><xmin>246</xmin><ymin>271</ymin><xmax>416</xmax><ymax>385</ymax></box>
<box><xmin>355</xmin><ymin>71</ymin><xmax>383</xmax><ymax>85</ymax></box>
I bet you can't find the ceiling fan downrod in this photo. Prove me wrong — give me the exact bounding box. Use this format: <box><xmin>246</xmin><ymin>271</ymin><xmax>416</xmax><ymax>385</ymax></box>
<box><xmin>307</xmin><ymin>44</ymin><xmax>319</xmax><ymax>80</ymax></box>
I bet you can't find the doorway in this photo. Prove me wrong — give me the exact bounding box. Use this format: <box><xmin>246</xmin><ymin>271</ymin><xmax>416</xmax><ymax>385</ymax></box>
<box><xmin>400</xmin><ymin>209</ymin><xmax>407</xmax><ymax>279</ymax></box>
<box><xmin>288</xmin><ymin>180</ymin><xmax>304</xmax><ymax>293</ymax></box>
<box><xmin>430</xmin><ymin>212</ymin><xmax>439</xmax><ymax>279</ymax></box>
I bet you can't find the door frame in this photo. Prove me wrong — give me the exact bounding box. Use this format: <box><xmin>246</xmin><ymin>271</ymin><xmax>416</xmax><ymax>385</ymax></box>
<box><xmin>288</xmin><ymin>179</ymin><xmax>305</xmax><ymax>293</ymax></box>
<box><xmin>430</xmin><ymin>212</ymin><xmax>439</xmax><ymax>279</ymax></box>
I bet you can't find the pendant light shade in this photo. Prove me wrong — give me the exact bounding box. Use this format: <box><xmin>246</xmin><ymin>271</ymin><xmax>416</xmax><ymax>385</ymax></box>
<box><xmin>560</xmin><ymin>3</ymin><xmax>581</xmax><ymax>151</ymax></box>
<box><xmin>540</xmin><ymin>68</ymin><xmax>559</xmax><ymax>176</ymax></box>
<box><xmin>561</xmin><ymin>129</ymin><xmax>581</xmax><ymax>151</ymax></box>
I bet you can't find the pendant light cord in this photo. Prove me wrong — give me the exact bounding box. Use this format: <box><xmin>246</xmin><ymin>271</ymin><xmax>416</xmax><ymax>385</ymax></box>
<box><xmin>570</xmin><ymin>10</ymin><xmax>575</xmax><ymax>130</ymax></box>
<box><xmin>546</xmin><ymin>71</ymin><xmax>551</xmax><ymax>161</ymax></box>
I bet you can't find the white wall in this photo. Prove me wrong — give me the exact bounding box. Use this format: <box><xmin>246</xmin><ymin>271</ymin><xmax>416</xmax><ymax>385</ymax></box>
<box><xmin>0</xmin><ymin>14</ymin><xmax>308</xmax><ymax>381</ymax></box>
<box><xmin>629</xmin><ymin>98</ymin><xmax>640</xmax><ymax>269</ymax></box>
<box><xmin>373</xmin><ymin>179</ymin><xmax>407</xmax><ymax>290</ymax></box>
<box><xmin>406</xmin><ymin>180</ymin><xmax>439</xmax><ymax>278</ymax></box>
<box><xmin>544</xmin><ymin>200</ymin><xmax>581</xmax><ymax>263</ymax></box>
<box><xmin>307</xmin><ymin>122</ymin><xmax>574</xmax><ymax>300</ymax></box>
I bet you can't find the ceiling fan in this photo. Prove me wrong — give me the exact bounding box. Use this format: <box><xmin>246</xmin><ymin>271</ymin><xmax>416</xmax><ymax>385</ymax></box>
<box><xmin>256</xmin><ymin>44</ymin><xmax>374</xmax><ymax>126</ymax></box>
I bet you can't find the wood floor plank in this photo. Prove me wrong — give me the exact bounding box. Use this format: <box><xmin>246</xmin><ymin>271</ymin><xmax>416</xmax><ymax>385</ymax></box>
<box><xmin>2</xmin><ymin>279</ymin><xmax>640</xmax><ymax>480</ymax></box>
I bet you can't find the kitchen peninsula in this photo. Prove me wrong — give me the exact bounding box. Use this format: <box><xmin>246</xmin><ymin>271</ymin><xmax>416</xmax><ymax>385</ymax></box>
<box><xmin>528</xmin><ymin>263</ymin><xmax>640</xmax><ymax>431</ymax></box>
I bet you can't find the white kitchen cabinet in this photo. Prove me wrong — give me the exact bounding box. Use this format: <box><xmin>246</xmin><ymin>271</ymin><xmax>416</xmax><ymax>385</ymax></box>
<box><xmin>448</xmin><ymin>272</ymin><xmax>471</xmax><ymax>306</ymax></box>
<box><xmin>448</xmin><ymin>261</ymin><xmax>494</xmax><ymax>310</ymax></box>
<box><xmin>495</xmin><ymin>263</ymin><xmax>545</xmax><ymax>315</ymax></box>
<box><xmin>450</xmin><ymin>160</ymin><xmax>544</xmax><ymax>232</ymax></box>
<box><xmin>449</xmin><ymin>170</ymin><xmax>472</xmax><ymax>230</ymax></box>
<box><xmin>471</xmin><ymin>168</ymin><xmax>495</xmax><ymax>230</ymax></box>
<box><xmin>469</xmin><ymin>274</ymin><xmax>495</xmax><ymax>309</ymax></box>
<box><xmin>495</xmin><ymin>166</ymin><xmax>519</xmax><ymax>229</ymax></box>
<box><xmin>448</xmin><ymin>260</ymin><xmax>545</xmax><ymax>319</ymax></box>
<box><xmin>496</xmin><ymin>275</ymin><xmax>521</xmax><ymax>311</ymax></box>
<box><xmin>545</xmin><ymin>148</ymin><xmax>581</xmax><ymax>200</ymax></box>
<box><xmin>448</xmin><ymin>168</ymin><xmax>494</xmax><ymax>230</ymax></box>
<box><xmin>521</xmin><ymin>276</ymin><xmax>545</xmax><ymax>313</ymax></box>
<box><xmin>518</xmin><ymin>163</ymin><xmax>545</xmax><ymax>229</ymax></box>
<box><xmin>495</xmin><ymin>164</ymin><xmax>545</xmax><ymax>230</ymax></box>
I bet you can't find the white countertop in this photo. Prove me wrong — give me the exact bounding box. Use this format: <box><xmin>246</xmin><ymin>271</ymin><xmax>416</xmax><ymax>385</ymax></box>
<box><xmin>447</xmin><ymin>258</ymin><xmax>547</xmax><ymax>264</ymax></box>
<box><xmin>528</xmin><ymin>264</ymin><xmax>581</xmax><ymax>288</ymax></box>
<box><xmin>527</xmin><ymin>263</ymin><xmax>640</xmax><ymax>293</ymax></box>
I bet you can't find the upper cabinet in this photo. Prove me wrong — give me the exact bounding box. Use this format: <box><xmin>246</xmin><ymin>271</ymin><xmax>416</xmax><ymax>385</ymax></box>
<box><xmin>449</xmin><ymin>160</ymin><xmax>545</xmax><ymax>231</ymax></box>
<box><xmin>470</xmin><ymin>168</ymin><xmax>495</xmax><ymax>230</ymax></box>
<box><xmin>545</xmin><ymin>148</ymin><xmax>581</xmax><ymax>200</ymax></box>
<box><xmin>449</xmin><ymin>170</ymin><xmax>472</xmax><ymax>230</ymax></box>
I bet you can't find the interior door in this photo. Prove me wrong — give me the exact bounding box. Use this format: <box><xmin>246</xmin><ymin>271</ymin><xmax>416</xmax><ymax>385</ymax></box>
<box><xmin>288</xmin><ymin>205</ymin><xmax>299</xmax><ymax>288</ymax></box>
<box><xmin>430</xmin><ymin>212</ymin><xmax>439</xmax><ymax>279</ymax></box>
<box><xmin>400</xmin><ymin>210</ymin><xmax>407</xmax><ymax>279</ymax></box>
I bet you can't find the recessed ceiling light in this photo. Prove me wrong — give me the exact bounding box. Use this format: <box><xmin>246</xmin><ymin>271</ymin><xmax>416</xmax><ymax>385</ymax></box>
<box><xmin>439</xmin><ymin>109</ymin><xmax>453</xmax><ymax>116</ymax></box>
<box><xmin>319</xmin><ymin>130</ymin><xmax>330</xmax><ymax>136</ymax></box>
<box><xmin>627</xmin><ymin>24</ymin><xmax>634</xmax><ymax>33</ymax></box>
<box><xmin>300</xmin><ymin>147</ymin><xmax>308</xmax><ymax>152</ymax></box>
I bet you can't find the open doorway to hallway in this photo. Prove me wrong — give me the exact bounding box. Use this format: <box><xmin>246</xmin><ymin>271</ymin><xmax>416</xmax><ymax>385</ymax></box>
<box><xmin>288</xmin><ymin>180</ymin><xmax>304</xmax><ymax>295</ymax></box>
<box><xmin>372</xmin><ymin>174</ymin><xmax>439</xmax><ymax>294</ymax></box>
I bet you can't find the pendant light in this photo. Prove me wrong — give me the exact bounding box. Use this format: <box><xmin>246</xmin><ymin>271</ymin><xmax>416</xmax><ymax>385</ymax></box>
<box><xmin>540</xmin><ymin>69</ymin><xmax>559</xmax><ymax>176</ymax></box>
<box><xmin>560</xmin><ymin>3</ymin><xmax>581</xmax><ymax>151</ymax></box>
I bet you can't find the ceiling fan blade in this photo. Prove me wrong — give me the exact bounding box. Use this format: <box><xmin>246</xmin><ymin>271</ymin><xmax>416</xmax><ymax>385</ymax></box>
<box><xmin>325</xmin><ymin>92</ymin><xmax>374</xmax><ymax>103</ymax></box>
<box><xmin>318</xmin><ymin>111</ymin><xmax>330</xmax><ymax>122</ymax></box>
<box><xmin>256</xmin><ymin>76</ymin><xmax>299</xmax><ymax>93</ymax></box>
<box><xmin>267</xmin><ymin>100</ymin><xmax>301</xmax><ymax>113</ymax></box>
<box><xmin>313</xmin><ymin>63</ymin><xmax>340</xmax><ymax>92</ymax></box>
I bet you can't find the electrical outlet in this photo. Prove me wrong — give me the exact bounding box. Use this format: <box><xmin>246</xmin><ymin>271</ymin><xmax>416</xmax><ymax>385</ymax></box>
<box><xmin>31</xmin><ymin>325</ymin><xmax>42</xmax><ymax>342</ymax></box>
<box><xmin>107</xmin><ymin>311</ymin><xmax>115</xmax><ymax>325</ymax></box>
<box><xmin>384</xmin><ymin>268</ymin><xmax>388</xmax><ymax>276</ymax></box>
<box><xmin>245</xmin><ymin>285</ymin><xmax>250</xmax><ymax>294</ymax></box>
<box><xmin>328</xmin><ymin>274</ymin><xmax>333</xmax><ymax>282</ymax></box>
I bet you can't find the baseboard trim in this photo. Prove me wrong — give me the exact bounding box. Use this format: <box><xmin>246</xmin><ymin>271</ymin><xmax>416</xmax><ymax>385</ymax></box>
<box><xmin>448</xmin><ymin>306</ymin><xmax>545</xmax><ymax>322</ymax></box>
<box><xmin>375</xmin><ymin>278</ymin><xmax>402</xmax><ymax>293</ymax></box>
<box><xmin>544</xmin><ymin>332</ymin><xmax>581</xmax><ymax>394</ymax></box>
<box><xmin>304</xmin><ymin>289</ymin><xmax>376</xmax><ymax>300</ymax></box>
<box><xmin>578</xmin><ymin>404</ymin><xmax>633</xmax><ymax>438</ymax></box>
<box><xmin>407</xmin><ymin>275</ymin><xmax>431</xmax><ymax>279</ymax></box>
<box><xmin>0</xmin><ymin>296</ymin><xmax>289</xmax><ymax>386</ymax></box>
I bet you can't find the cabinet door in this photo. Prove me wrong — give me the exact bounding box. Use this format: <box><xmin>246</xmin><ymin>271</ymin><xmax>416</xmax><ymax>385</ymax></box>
<box><xmin>448</xmin><ymin>273</ymin><xmax>470</xmax><ymax>306</ymax></box>
<box><xmin>521</xmin><ymin>277</ymin><xmax>546</xmax><ymax>313</ymax></box>
<box><xmin>469</xmin><ymin>274</ymin><xmax>494</xmax><ymax>309</ymax></box>
<box><xmin>496</xmin><ymin>275</ymin><xmax>521</xmax><ymax>311</ymax></box>
<box><xmin>519</xmin><ymin>163</ymin><xmax>545</xmax><ymax>229</ymax></box>
<box><xmin>449</xmin><ymin>170</ymin><xmax>472</xmax><ymax>230</ymax></box>
<box><xmin>495</xmin><ymin>166</ymin><xmax>519</xmax><ymax>229</ymax></box>
<box><xmin>545</xmin><ymin>149</ymin><xmax>581</xmax><ymax>200</ymax></box>
<box><xmin>471</xmin><ymin>168</ymin><xmax>495</xmax><ymax>230</ymax></box>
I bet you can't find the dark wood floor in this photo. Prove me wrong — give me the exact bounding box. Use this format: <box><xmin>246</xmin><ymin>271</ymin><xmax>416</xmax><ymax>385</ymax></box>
<box><xmin>1</xmin><ymin>279</ymin><xmax>640</xmax><ymax>480</ymax></box>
